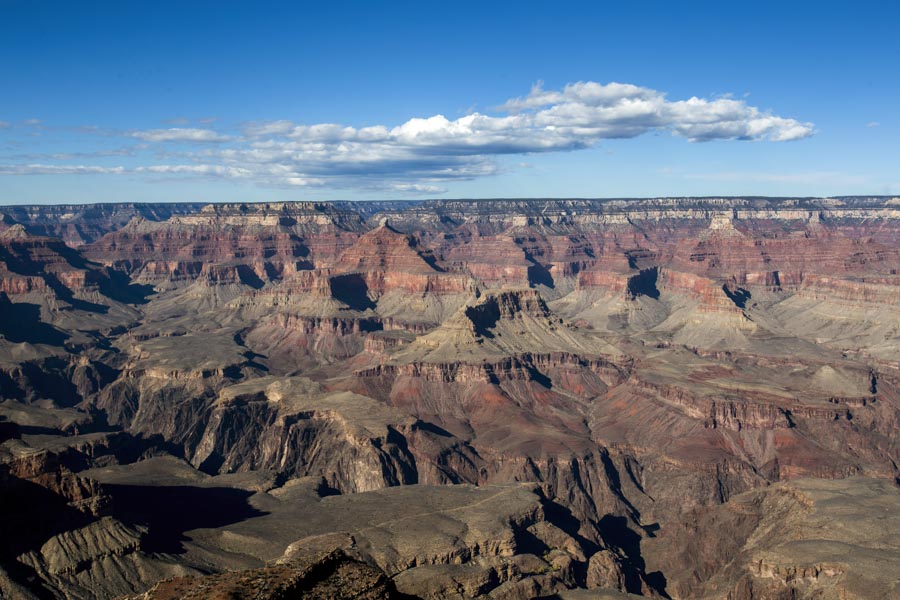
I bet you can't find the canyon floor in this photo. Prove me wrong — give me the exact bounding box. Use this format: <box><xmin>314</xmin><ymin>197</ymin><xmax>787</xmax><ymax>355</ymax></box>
<box><xmin>0</xmin><ymin>197</ymin><xmax>898</xmax><ymax>599</ymax></box>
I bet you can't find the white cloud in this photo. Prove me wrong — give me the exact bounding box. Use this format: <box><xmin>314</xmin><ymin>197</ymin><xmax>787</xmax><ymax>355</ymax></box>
<box><xmin>2</xmin><ymin>81</ymin><xmax>815</xmax><ymax>191</ymax></box>
<box><xmin>240</xmin><ymin>81</ymin><xmax>813</xmax><ymax>152</ymax></box>
<box><xmin>498</xmin><ymin>81</ymin><xmax>814</xmax><ymax>142</ymax></box>
<box><xmin>136</xmin><ymin>164</ymin><xmax>252</xmax><ymax>177</ymax></box>
<box><xmin>134</xmin><ymin>163</ymin><xmax>326</xmax><ymax>187</ymax></box>
<box><xmin>0</xmin><ymin>121</ymin><xmax>10</xmax><ymax>129</ymax></box>
<box><xmin>243</xmin><ymin>120</ymin><xmax>296</xmax><ymax>137</ymax></box>
<box><xmin>390</xmin><ymin>183</ymin><xmax>448</xmax><ymax>194</ymax></box>
<box><xmin>218</xmin><ymin>81</ymin><xmax>813</xmax><ymax>189</ymax></box>
<box><xmin>130</xmin><ymin>128</ymin><xmax>231</xmax><ymax>142</ymax></box>
<box><xmin>0</xmin><ymin>164</ymin><xmax>126</xmax><ymax>175</ymax></box>
<box><xmin>867</xmin><ymin>121</ymin><xmax>880</xmax><ymax>128</ymax></box>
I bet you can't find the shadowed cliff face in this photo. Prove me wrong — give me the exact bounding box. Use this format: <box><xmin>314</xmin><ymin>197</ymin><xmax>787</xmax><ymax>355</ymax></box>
<box><xmin>0</xmin><ymin>197</ymin><xmax>899</xmax><ymax>599</ymax></box>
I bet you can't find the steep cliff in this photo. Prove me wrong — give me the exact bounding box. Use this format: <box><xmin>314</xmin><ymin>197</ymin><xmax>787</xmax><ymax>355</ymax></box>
<box><xmin>0</xmin><ymin>197</ymin><xmax>897</xmax><ymax>599</ymax></box>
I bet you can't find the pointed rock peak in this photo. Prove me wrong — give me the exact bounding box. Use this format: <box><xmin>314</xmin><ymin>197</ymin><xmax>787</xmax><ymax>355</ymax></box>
<box><xmin>372</xmin><ymin>217</ymin><xmax>404</xmax><ymax>236</ymax></box>
<box><xmin>355</xmin><ymin>222</ymin><xmax>416</xmax><ymax>249</ymax></box>
<box><xmin>0</xmin><ymin>223</ymin><xmax>29</xmax><ymax>240</ymax></box>
<box><xmin>122</xmin><ymin>216</ymin><xmax>150</xmax><ymax>231</ymax></box>
<box><xmin>338</xmin><ymin>223</ymin><xmax>441</xmax><ymax>273</ymax></box>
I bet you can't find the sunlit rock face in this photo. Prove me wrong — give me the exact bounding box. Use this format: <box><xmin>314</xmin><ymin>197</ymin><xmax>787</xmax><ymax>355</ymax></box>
<box><xmin>1</xmin><ymin>196</ymin><xmax>898</xmax><ymax>599</ymax></box>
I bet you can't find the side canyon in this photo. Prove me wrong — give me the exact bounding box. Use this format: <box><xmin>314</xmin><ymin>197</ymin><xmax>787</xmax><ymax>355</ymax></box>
<box><xmin>0</xmin><ymin>197</ymin><xmax>898</xmax><ymax>599</ymax></box>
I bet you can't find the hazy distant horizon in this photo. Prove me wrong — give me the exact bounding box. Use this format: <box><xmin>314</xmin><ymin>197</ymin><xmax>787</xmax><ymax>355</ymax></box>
<box><xmin>3</xmin><ymin>195</ymin><xmax>899</xmax><ymax>210</ymax></box>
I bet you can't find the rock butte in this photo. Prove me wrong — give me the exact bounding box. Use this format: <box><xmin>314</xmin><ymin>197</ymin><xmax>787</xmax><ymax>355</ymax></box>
<box><xmin>0</xmin><ymin>196</ymin><xmax>898</xmax><ymax>599</ymax></box>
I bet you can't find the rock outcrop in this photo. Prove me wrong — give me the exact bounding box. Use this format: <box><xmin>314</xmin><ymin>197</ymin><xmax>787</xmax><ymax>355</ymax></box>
<box><xmin>0</xmin><ymin>196</ymin><xmax>897</xmax><ymax>599</ymax></box>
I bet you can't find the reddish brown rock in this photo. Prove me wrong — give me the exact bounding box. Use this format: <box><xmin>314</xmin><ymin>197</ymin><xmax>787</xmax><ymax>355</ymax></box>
<box><xmin>0</xmin><ymin>197</ymin><xmax>897</xmax><ymax>599</ymax></box>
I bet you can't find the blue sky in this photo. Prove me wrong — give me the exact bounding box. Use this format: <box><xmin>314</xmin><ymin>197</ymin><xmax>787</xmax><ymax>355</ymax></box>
<box><xmin>1</xmin><ymin>0</ymin><xmax>898</xmax><ymax>204</ymax></box>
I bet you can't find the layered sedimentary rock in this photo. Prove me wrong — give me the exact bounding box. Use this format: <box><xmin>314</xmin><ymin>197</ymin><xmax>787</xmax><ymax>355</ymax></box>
<box><xmin>0</xmin><ymin>203</ymin><xmax>205</xmax><ymax>246</ymax></box>
<box><xmin>81</xmin><ymin>202</ymin><xmax>369</xmax><ymax>287</ymax></box>
<box><xmin>642</xmin><ymin>477</ymin><xmax>900</xmax><ymax>599</ymax></box>
<box><xmin>0</xmin><ymin>196</ymin><xmax>898</xmax><ymax>599</ymax></box>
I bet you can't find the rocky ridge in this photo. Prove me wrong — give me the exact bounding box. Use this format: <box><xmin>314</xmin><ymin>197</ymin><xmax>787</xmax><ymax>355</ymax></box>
<box><xmin>0</xmin><ymin>197</ymin><xmax>897</xmax><ymax>599</ymax></box>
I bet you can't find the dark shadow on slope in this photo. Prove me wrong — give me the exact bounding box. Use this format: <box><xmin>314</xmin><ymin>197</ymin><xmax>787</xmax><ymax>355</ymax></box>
<box><xmin>289</xmin><ymin>237</ymin><xmax>310</xmax><ymax>257</ymax></box>
<box><xmin>405</xmin><ymin>233</ymin><xmax>446</xmax><ymax>272</ymax></box>
<box><xmin>0</xmin><ymin>469</ymin><xmax>95</xmax><ymax>560</ymax></box>
<box><xmin>197</xmin><ymin>453</ymin><xmax>226</xmax><ymax>474</ymax></box>
<box><xmin>411</xmin><ymin>420</ymin><xmax>455</xmax><ymax>438</ymax></box>
<box><xmin>465</xmin><ymin>298</ymin><xmax>500</xmax><ymax>338</ymax></box>
<box><xmin>237</xmin><ymin>265</ymin><xmax>266</xmax><ymax>289</ymax></box>
<box><xmin>0</xmin><ymin>370</ymin><xmax>24</xmax><ymax>399</ymax></box>
<box><xmin>722</xmin><ymin>284</ymin><xmax>751</xmax><ymax>309</ymax></box>
<box><xmin>419</xmin><ymin>251</ymin><xmax>445</xmax><ymax>272</ymax></box>
<box><xmin>626</xmin><ymin>267</ymin><xmax>660</xmax><ymax>300</ymax></box>
<box><xmin>54</xmin><ymin>242</ymin><xmax>95</xmax><ymax>271</ymax></box>
<box><xmin>0</xmin><ymin>295</ymin><xmax>69</xmax><ymax>345</ymax></box>
<box><xmin>527</xmin><ymin>261</ymin><xmax>555</xmax><ymax>288</ymax></box>
<box><xmin>0</xmin><ymin>238</ymin><xmax>145</xmax><ymax>307</ymax></box>
<box><xmin>20</xmin><ymin>358</ymin><xmax>82</xmax><ymax>407</ymax></box>
<box><xmin>542</xmin><ymin>499</ymin><xmax>601</xmax><ymax>556</ymax></box>
<box><xmin>0</xmin><ymin>417</ymin><xmax>20</xmax><ymax>443</ymax></box>
<box><xmin>593</xmin><ymin>454</ymin><xmax>669</xmax><ymax>596</ymax></box>
<box><xmin>0</xmin><ymin>463</ymin><xmax>100</xmax><ymax>598</ymax></box>
<box><xmin>0</xmin><ymin>243</ymin><xmax>41</xmax><ymax>275</ymax></box>
<box><xmin>42</xmin><ymin>273</ymin><xmax>109</xmax><ymax>313</ymax></box>
<box><xmin>626</xmin><ymin>254</ymin><xmax>638</xmax><ymax>270</ymax></box>
<box><xmin>98</xmin><ymin>269</ymin><xmax>156</xmax><ymax>304</ymax></box>
<box><xmin>599</xmin><ymin>453</ymin><xmax>643</xmax><ymax>523</ymax></box>
<box><xmin>525</xmin><ymin>364</ymin><xmax>553</xmax><ymax>389</ymax></box>
<box><xmin>598</xmin><ymin>515</ymin><xmax>669</xmax><ymax>597</ymax></box>
<box><xmin>522</xmin><ymin>247</ymin><xmax>554</xmax><ymax>289</ymax></box>
<box><xmin>536</xmin><ymin>498</ymin><xmax>602</xmax><ymax>588</ymax></box>
<box><xmin>381</xmin><ymin>426</ymin><xmax>419</xmax><ymax>485</ymax></box>
<box><xmin>329</xmin><ymin>274</ymin><xmax>376</xmax><ymax>311</ymax></box>
<box><xmin>105</xmin><ymin>484</ymin><xmax>267</xmax><ymax>554</ymax></box>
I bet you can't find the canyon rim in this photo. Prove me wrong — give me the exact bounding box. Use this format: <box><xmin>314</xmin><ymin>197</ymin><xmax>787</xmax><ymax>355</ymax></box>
<box><xmin>2</xmin><ymin>2</ymin><xmax>900</xmax><ymax>598</ymax></box>
<box><xmin>0</xmin><ymin>197</ymin><xmax>898</xmax><ymax>599</ymax></box>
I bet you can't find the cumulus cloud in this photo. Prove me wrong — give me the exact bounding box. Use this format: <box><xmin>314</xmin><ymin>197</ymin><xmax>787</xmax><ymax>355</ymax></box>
<box><xmin>1</xmin><ymin>81</ymin><xmax>814</xmax><ymax>191</ymax></box>
<box><xmin>210</xmin><ymin>80</ymin><xmax>812</xmax><ymax>189</ymax></box>
<box><xmin>130</xmin><ymin>128</ymin><xmax>231</xmax><ymax>142</ymax></box>
<box><xmin>496</xmin><ymin>81</ymin><xmax>814</xmax><ymax>142</ymax></box>
<box><xmin>0</xmin><ymin>121</ymin><xmax>11</xmax><ymax>129</ymax></box>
